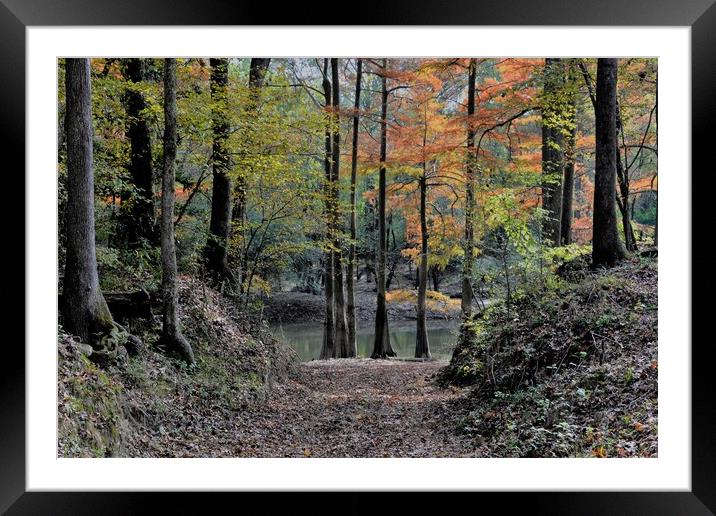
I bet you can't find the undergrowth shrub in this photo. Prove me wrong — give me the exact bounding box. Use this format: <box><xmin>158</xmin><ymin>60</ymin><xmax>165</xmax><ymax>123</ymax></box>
<box><xmin>442</xmin><ymin>256</ymin><xmax>658</xmax><ymax>458</ymax></box>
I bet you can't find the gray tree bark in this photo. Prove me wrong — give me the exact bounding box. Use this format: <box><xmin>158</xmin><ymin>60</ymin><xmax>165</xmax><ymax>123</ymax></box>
<box><xmin>541</xmin><ymin>58</ymin><xmax>564</xmax><ymax>246</ymax></box>
<box><xmin>561</xmin><ymin>64</ymin><xmax>578</xmax><ymax>245</ymax></box>
<box><xmin>331</xmin><ymin>58</ymin><xmax>350</xmax><ymax>358</ymax></box>
<box><xmin>593</xmin><ymin>58</ymin><xmax>627</xmax><ymax>267</ymax></box>
<box><xmin>204</xmin><ymin>58</ymin><xmax>233</xmax><ymax>285</ymax></box>
<box><xmin>120</xmin><ymin>58</ymin><xmax>156</xmax><ymax>247</ymax></box>
<box><xmin>346</xmin><ymin>58</ymin><xmax>362</xmax><ymax>357</ymax></box>
<box><xmin>160</xmin><ymin>58</ymin><xmax>195</xmax><ymax>365</ymax></box>
<box><xmin>320</xmin><ymin>58</ymin><xmax>336</xmax><ymax>359</ymax></box>
<box><xmin>461</xmin><ymin>58</ymin><xmax>477</xmax><ymax>318</ymax></box>
<box><xmin>62</xmin><ymin>58</ymin><xmax>117</xmax><ymax>356</ymax></box>
<box><xmin>371</xmin><ymin>59</ymin><xmax>395</xmax><ymax>359</ymax></box>
<box><xmin>415</xmin><ymin>164</ymin><xmax>431</xmax><ymax>359</ymax></box>
<box><xmin>579</xmin><ymin>60</ymin><xmax>637</xmax><ymax>252</ymax></box>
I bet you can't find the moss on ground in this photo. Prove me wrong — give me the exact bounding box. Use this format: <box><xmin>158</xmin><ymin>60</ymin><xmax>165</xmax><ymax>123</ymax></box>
<box><xmin>58</xmin><ymin>336</ymin><xmax>124</xmax><ymax>457</ymax></box>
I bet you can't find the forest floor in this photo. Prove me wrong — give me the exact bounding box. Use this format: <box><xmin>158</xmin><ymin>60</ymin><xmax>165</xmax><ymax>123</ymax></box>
<box><xmin>225</xmin><ymin>359</ymin><xmax>475</xmax><ymax>457</ymax></box>
<box><xmin>58</xmin><ymin>278</ymin><xmax>476</xmax><ymax>458</ymax></box>
<box><xmin>118</xmin><ymin>358</ymin><xmax>479</xmax><ymax>458</ymax></box>
<box><xmin>59</xmin><ymin>257</ymin><xmax>657</xmax><ymax>459</ymax></box>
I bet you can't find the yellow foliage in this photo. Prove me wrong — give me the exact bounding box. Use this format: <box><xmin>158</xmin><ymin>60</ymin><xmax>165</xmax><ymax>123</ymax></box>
<box><xmin>385</xmin><ymin>289</ymin><xmax>460</xmax><ymax>313</ymax></box>
<box><xmin>426</xmin><ymin>290</ymin><xmax>451</xmax><ymax>302</ymax></box>
<box><xmin>385</xmin><ymin>289</ymin><xmax>416</xmax><ymax>303</ymax></box>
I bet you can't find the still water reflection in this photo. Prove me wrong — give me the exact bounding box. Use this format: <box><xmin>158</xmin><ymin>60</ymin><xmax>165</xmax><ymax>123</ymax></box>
<box><xmin>271</xmin><ymin>319</ymin><xmax>459</xmax><ymax>361</ymax></box>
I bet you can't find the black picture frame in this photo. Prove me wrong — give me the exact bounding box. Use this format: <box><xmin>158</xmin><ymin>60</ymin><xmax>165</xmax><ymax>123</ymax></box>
<box><xmin>4</xmin><ymin>0</ymin><xmax>713</xmax><ymax>513</ymax></box>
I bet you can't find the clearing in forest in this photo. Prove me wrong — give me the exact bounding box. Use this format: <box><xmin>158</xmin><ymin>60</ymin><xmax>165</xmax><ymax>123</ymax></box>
<box><xmin>221</xmin><ymin>359</ymin><xmax>476</xmax><ymax>458</ymax></box>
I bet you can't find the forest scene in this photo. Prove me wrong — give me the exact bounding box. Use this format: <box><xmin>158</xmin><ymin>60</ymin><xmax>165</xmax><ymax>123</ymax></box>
<box><xmin>57</xmin><ymin>56</ymin><xmax>658</xmax><ymax>458</ymax></box>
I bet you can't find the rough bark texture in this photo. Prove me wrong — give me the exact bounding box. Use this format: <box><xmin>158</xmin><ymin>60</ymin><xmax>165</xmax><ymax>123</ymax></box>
<box><xmin>204</xmin><ymin>58</ymin><xmax>233</xmax><ymax>285</ymax></box>
<box><xmin>593</xmin><ymin>58</ymin><xmax>627</xmax><ymax>267</ymax></box>
<box><xmin>415</xmin><ymin>170</ymin><xmax>431</xmax><ymax>359</ymax></box>
<box><xmin>160</xmin><ymin>59</ymin><xmax>195</xmax><ymax>365</ymax></box>
<box><xmin>320</xmin><ymin>59</ymin><xmax>336</xmax><ymax>360</ymax></box>
<box><xmin>233</xmin><ymin>58</ymin><xmax>271</xmax><ymax>292</ymax></box>
<box><xmin>541</xmin><ymin>58</ymin><xmax>564</xmax><ymax>247</ymax></box>
<box><xmin>461</xmin><ymin>58</ymin><xmax>477</xmax><ymax>318</ymax></box>
<box><xmin>371</xmin><ymin>59</ymin><xmax>395</xmax><ymax>359</ymax></box>
<box><xmin>62</xmin><ymin>58</ymin><xmax>117</xmax><ymax>357</ymax></box>
<box><xmin>331</xmin><ymin>58</ymin><xmax>350</xmax><ymax>358</ymax></box>
<box><xmin>346</xmin><ymin>58</ymin><xmax>362</xmax><ymax>357</ymax></box>
<box><xmin>120</xmin><ymin>58</ymin><xmax>156</xmax><ymax>247</ymax></box>
<box><xmin>580</xmin><ymin>59</ymin><xmax>637</xmax><ymax>252</ymax></box>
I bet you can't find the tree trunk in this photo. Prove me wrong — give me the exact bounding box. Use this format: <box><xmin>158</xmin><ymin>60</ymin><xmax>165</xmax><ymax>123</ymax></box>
<box><xmin>561</xmin><ymin>131</ymin><xmax>575</xmax><ymax>245</ymax></box>
<box><xmin>415</xmin><ymin>170</ymin><xmax>431</xmax><ymax>359</ymax></box>
<box><xmin>431</xmin><ymin>266</ymin><xmax>440</xmax><ymax>292</ymax></box>
<box><xmin>346</xmin><ymin>58</ymin><xmax>362</xmax><ymax>358</ymax></box>
<box><xmin>363</xmin><ymin>175</ymin><xmax>377</xmax><ymax>287</ymax></box>
<box><xmin>616</xmin><ymin>187</ymin><xmax>637</xmax><ymax>252</ymax></box>
<box><xmin>561</xmin><ymin>80</ymin><xmax>577</xmax><ymax>245</ymax></box>
<box><xmin>541</xmin><ymin>58</ymin><xmax>564</xmax><ymax>246</ymax></box>
<box><xmin>615</xmin><ymin>157</ymin><xmax>633</xmax><ymax>252</ymax></box>
<box><xmin>62</xmin><ymin>58</ymin><xmax>118</xmax><ymax>359</ymax></box>
<box><xmin>319</xmin><ymin>59</ymin><xmax>335</xmax><ymax>360</ymax></box>
<box><xmin>371</xmin><ymin>59</ymin><xmax>395</xmax><ymax>359</ymax></box>
<box><xmin>615</xmin><ymin>99</ymin><xmax>638</xmax><ymax>253</ymax></box>
<box><xmin>233</xmin><ymin>58</ymin><xmax>271</xmax><ymax>292</ymax></box>
<box><xmin>385</xmin><ymin>211</ymin><xmax>398</xmax><ymax>291</ymax></box>
<box><xmin>120</xmin><ymin>58</ymin><xmax>156</xmax><ymax>247</ymax></box>
<box><xmin>593</xmin><ymin>58</ymin><xmax>627</xmax><ymax>267</ymax></box>
<box><xmin>204</xmin><ymin>58</ymin><xmax>233</xmax><ymax>285</ymax></box>
<box><xmin>160</xmin><ymin>59</ymin><xmax>195</xmax><ymax>365</ymax></box>
<box><xmin>580</xmin><ymin>60</ymin><xmax>636</xmax><ymax>252</ymax></box>
<box><xmin>461</xmin><ymin>58</ymin><xmax>477</xmax><ymax>318</ymax></box>
<box><xmin>330</xmin><ymin>58</ymin><xmax>350</xmax><ymax>358</ymax></box>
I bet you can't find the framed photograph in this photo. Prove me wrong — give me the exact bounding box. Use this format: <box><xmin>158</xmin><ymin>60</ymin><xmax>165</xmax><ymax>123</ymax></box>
<box><xmin>5</xmin><ymin>0</ymin><xmax>713</xmax><ymax>512</ymax></box>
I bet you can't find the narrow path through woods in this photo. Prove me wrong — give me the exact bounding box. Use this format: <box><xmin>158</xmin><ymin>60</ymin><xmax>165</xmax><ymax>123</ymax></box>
<box><xmin>230</xmin><ymin>359</ymin><xmax>477</xmax><ymax>457</ymax></box>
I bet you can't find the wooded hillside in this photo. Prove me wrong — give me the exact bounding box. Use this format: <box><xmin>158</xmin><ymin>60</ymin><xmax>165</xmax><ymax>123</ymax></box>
<box><xmin>57</xmin><ymin>57</ymin><xmax>658</xmax><ymax>458</ymax></box>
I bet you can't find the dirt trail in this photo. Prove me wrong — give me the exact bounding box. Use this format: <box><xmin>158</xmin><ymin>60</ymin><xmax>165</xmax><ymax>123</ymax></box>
<box><xmin>227</xmin><ymin>359</ymin><xmax>478</xmax><ymax>457</ymax></box>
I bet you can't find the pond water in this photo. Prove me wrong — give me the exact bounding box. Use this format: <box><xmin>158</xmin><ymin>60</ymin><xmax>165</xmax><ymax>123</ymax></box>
<box><xmin>270</xmin><ymin>319</ymin><xmax>460</xmax><ymax>361</ymax></box>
